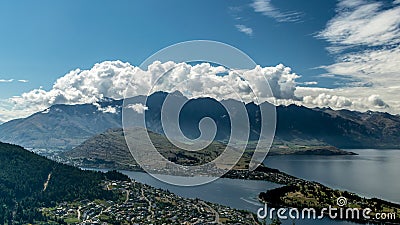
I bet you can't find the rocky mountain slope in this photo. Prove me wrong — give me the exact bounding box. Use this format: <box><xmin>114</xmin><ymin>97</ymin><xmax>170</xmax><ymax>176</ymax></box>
<box><xmin>1</xmin><ymin>91</ymin><xmax>399</xmax><ymax>150</ymax></box>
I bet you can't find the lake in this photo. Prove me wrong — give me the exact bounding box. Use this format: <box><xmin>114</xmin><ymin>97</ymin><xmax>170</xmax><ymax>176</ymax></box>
<box><xmin>88</xmin><ymin>149</ymin><xmax>399</xmax><ymax>225</ymax></box>
<box><xmin>113</xmin><ymin>171</ymin><xmax>359</xmax><ymax>225</ymax></box>
<box><xmin>264</xmin><ymin>149</ymin><xmax>400</xmax><ymax>204</ymax></box>
<box><xmin>119</xmin><ymin>171</ymin><xmax>279</xmax><ymax>212</ymax></box>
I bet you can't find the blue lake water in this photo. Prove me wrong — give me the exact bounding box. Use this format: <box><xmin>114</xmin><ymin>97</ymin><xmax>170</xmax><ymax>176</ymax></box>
<box><xmin>88</xmin><ymin>149</ymin><xmax>399</xmax><ymax>225</ymax></box>
<box><xmin>119</xmin><ymin>171</ymin><xmax>279</xmax><ymax>211</ymax></box>
<box><xmin>115</xmin><ymin>171</ymin><xmax>359</xmax><ymax>225</ymax></box>
<box><xmin>264</xmin><ymin>149</ymin><xmax>400</xmax><ymax>204</ymax></box>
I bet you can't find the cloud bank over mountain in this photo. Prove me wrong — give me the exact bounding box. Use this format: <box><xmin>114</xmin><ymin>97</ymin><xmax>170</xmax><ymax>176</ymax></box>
<box><xmin>9</xmin><ymin>60</ymin><xmax>299</xmax><ymax>110</ymax></box>
<box><xmin>0</xmin><ymin>58</ymin><xmax>392</xmax><ymax>123</ymax></box>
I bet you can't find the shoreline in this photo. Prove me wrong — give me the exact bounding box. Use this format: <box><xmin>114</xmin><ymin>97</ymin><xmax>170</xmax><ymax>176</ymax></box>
<box><xmin>81</xmin><ymin>165</ymin><xmax>400</xmax><ymax>224</ymax></box>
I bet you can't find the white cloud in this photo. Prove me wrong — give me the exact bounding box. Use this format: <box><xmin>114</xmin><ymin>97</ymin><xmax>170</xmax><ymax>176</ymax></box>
<box><xmin>1</xmin><ymin>57</ymin><xmax>398</xmax><ymax>123</ymax></box>
<box><xmin>313</xmin><ymin>0</ymin><xmax>400</xmax><ymax>114</ymax></box>
<box><xmin>0</xmin><ymin>100</ymin><xmax>28</xmax><ymax>124</ymax></box>
<box><xmin>317</xmin><ymin>1</ymin><xmax>400</xmax><ymax>49</ymax></box>
<box><xmin>317</xmin><ymin>0</ymin><xmax>400</xmax><ymax>77</ymax></box>
<box><xmin>295</xmin><ymin>86</ymin><xmax>392</xmax><ymax>112</ymax></box>
<box><xmin>126</xmin><ymin>103</ymin><xmax>148</xmax><ymax>114</ymax></box>
<box><xmin>303</xmin><ymin>94</ymin><xmax>352</xmax><ymax>108</ymax></box>
<box><xmin>265</xmin><ymin>86</ymin><xmax>390</xmax><ymax>113</ymax></box>
<box><xmin>235</xmin><ymin>24</ymin><xmax>253</xmax><ymax>36</ymax></box>
<box><xmin>367</xmin><ymin>94</ymin><xmax>389</xmax><ymax>108</ymax></box>
<box><xmin>100</xmin><ymin>106</ymin><xmax>118</xmax><ymax>114</ymax></box>
<box><xmin>322</xmin><ymin>47</ymin><xmax>400</xmax><ymax>80</ymax></box>
<box><xmin>302</xmin><ymin>93</ymin><xmax>388</xmax><ymax>110</ymax></box>
<box><xmin>303</xmin><ymin>81</ymin><xmax>318</xmax><ymax>85</ymax></box>
<box><xmin>1</xmin><ymin>61</ymin><xmax>300</xmax><ymax>122</ymax></box>
<box><xmin>251</xmin><ymin>0</ymin><xmax>302</xmax><ymax>22</ymax></box>
<box><xmin>0</xmin><ymin>79</ymin><xmax>27</xmax><ymax>83</ymax></box>
<box><xmin>10</xmin><ymin>61</ymin><xmax>141</xmax><ymax>109</ymax></box>
<box><xmin>93</xmin><ymin>103</ymin><xmax>118</xmax><ymax>114</ymax></box>
<box><xmin>0</xmin><ymin>79</ymin><xmax>13</xmax><ymax>83</ymax></box>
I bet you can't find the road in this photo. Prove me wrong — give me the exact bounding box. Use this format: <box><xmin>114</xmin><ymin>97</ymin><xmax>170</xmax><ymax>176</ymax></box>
<box><xmin>43</xmin><ymin>172</ymin><xmax>52</xmax><ymax>191</ymax></box>
<box><xmin>200</xmin><ymin>201</ymin><xmax>220</xmax><ymax>224</ymax></box>
<box><xmin>77</xmin><ymin>206</ymin><xmax>81</xmax><ymax>221</ymax></box>
<box><xmin>124</xmin><ymin>189</ymin><xmax>129</xmax><ymax>203</ymax></box>
<box><xmin>141</xmin><ymin>188</ymin><xmax>154</xmax><ymax>220</ymax></box>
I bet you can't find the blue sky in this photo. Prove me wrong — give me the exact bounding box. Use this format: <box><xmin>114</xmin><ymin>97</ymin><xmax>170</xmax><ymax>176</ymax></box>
<box><xmin>1</xmin><ymin>0</ymin><xmax>400</xmax><ymax>122</ymax></box>
<box><xmin>0</xmin><ymin>0</ymin><xmax>335</xmax><ymax>96</ymax></box>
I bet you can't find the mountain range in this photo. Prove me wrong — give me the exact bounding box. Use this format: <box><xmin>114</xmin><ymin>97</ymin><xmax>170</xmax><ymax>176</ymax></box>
<box><xmin>1</xmin><ymin>91</ymin><xmax>399</xmax><ymax>151</ymax></box>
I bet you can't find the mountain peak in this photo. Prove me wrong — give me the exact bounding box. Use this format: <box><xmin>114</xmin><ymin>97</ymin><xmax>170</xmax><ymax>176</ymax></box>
<box><xmin>1</xmin><ymin>92</ymin><xmax>400</xmax><ymax>150</ymax></box>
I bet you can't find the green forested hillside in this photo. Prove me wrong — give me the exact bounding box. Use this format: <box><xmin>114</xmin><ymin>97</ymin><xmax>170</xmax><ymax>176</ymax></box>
<box><xmin>0</xmin><ymin>142</ymin><xmax>126</xmax><ymax>224</ymax></box>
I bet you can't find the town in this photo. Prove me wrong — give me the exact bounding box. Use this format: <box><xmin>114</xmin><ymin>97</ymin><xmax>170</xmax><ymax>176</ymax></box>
<box><xmin>41</xmin><ymin>179</ymin><xmax>259</xmax><ymax>224</ymax></box>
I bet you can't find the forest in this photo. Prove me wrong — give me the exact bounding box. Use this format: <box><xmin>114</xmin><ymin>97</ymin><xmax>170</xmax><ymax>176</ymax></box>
<box><xmin>0</xmin><ymin>142</ymin><xmax>127</xmax><ymax>224</ymax></box>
